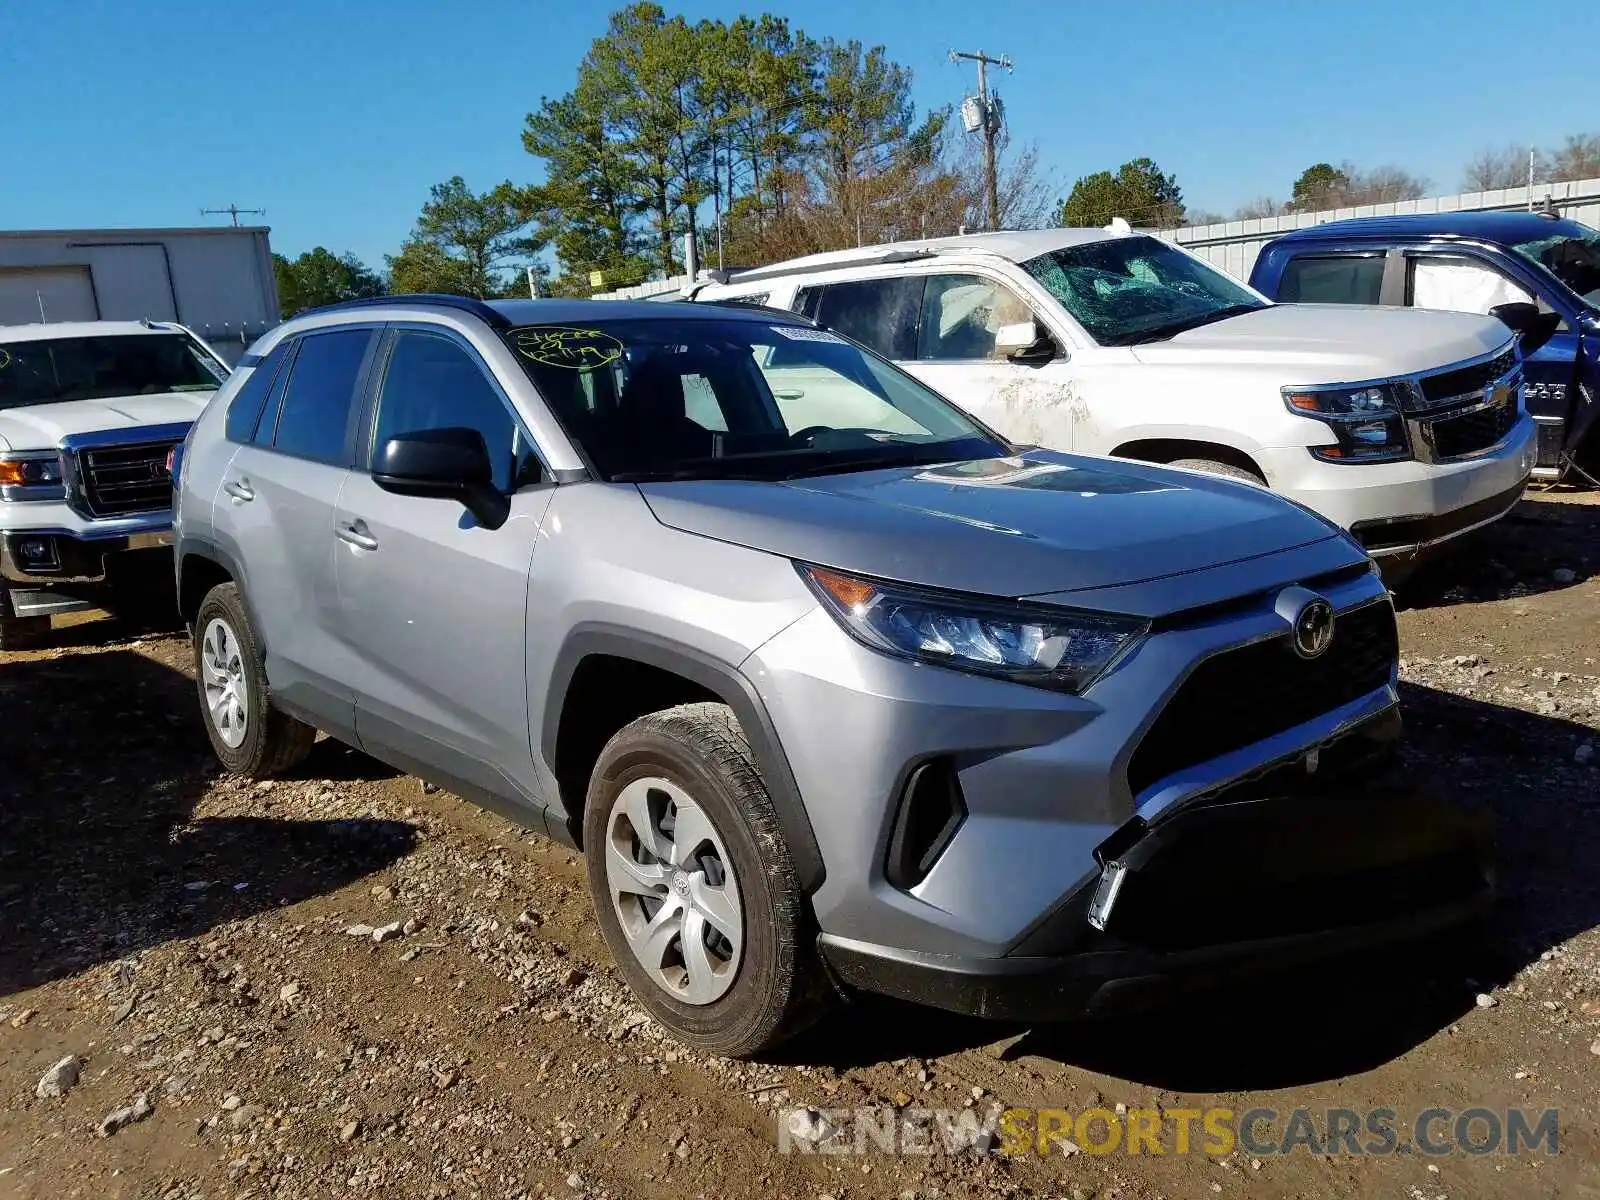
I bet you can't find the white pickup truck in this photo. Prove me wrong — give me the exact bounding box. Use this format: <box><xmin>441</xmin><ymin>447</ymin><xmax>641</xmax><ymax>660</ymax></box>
<box><xmin>0</xmin><ymin>320</ymin><xmax>228</xmax><ymax>647</ymax></box>
<box><xmin>683</xmin><ymin>225</ymin><xmax>1540</xmax><ymax>576</ymax></box>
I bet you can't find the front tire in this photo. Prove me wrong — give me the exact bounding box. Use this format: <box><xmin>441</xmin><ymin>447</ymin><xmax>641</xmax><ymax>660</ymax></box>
<box><xmin>1168</xmin><ymin>457</ymin><xmax>1267</xmax><ymax>485</ymax></box>
<box><xmin>582</xmin><ymin>702</ymin><xmax>832</xmax><ymax>1058</ymax></box>
<box><xmin>192</xmin><ymin>582</ymin><xmax>316</xmax><ymax>777</ymax></box>
<box><xmin>0</xmin><ymin>615</ymin><xmax>51</xmax><ymax>652</ymax></box>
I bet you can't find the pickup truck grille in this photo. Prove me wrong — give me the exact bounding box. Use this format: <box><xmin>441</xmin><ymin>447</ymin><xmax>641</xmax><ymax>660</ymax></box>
<box><xmin>1416</xmin><ymin>347</ymin><xmax>1517</xmax><ymax>407</ymax></box>
<box><xmin>1125</xmin><ymin>600</ymin><xmax>1398</xmax><ymax>797</ymax></box>
<box><xmin>75</xmin><ymin>439</ymin><xmax>180</xmax><ymax>517</ymax></box>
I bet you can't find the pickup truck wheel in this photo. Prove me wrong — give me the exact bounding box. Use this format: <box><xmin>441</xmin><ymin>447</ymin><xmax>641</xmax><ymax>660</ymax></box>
<box><xmin>192</xmin><ymin>583</ymin><xmax>316</xmax><ymax>778</ymax></box>
<box><xmin>0</xmin><ymin>615</ymin><xmax>51</xmax><ymax>652</ymax></box>
<box><xmin>1168</xmin><ymin>457</ymin><xmax>1267</xmax><ymax>486</ymax></box>
<box><xmin>583</xmin><ymin>702</ymin><xmax>833</xmax><ymax>1058</ymax></box>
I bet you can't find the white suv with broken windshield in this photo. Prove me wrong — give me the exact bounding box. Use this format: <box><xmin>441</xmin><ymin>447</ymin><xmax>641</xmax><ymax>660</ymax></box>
<box><xmin>0</xmin><ymin>320</ymin><xmax>229</xmax><ymax>647</ymax></box>
<box><xmin>684</xmin><ymin>226</ymin><xmax>1538</xmax><ymax>572</ymax></box>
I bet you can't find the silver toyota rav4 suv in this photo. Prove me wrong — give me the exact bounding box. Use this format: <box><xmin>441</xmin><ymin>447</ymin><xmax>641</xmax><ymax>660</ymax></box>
<box><xmin>173</xmin><ymin>294</ymin><xmax>1492</xmax><ymax>1057</ymax></box>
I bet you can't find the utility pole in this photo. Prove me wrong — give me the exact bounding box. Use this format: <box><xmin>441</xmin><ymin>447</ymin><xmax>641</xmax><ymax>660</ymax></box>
<box><xmin>200</xmin><ymin>204</ymin><xmax>266</xmax><ymax>227</ymax></box>
<box><xmin>950</xmin><ymin>49</ymin><xmax>1012</xmax><ymax>231</ymax></box>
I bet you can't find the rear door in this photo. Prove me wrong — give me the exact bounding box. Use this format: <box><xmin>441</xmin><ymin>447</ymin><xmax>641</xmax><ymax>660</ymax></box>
<box><xmin>218</xmin><ymin>324</ymin><xmax>379</xmax><ymax>737</ymax></box>
<box><xmin>333</xmin><ymin>325</ymin><xmax>551</xmax><ymax>806</ymax></box>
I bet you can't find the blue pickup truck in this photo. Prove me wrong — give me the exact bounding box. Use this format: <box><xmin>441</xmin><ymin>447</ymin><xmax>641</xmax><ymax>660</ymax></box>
<box><xmin>1249</xmin><ymin>211</ymin><xmax>1600</xmax><ymax>482</ymax></box>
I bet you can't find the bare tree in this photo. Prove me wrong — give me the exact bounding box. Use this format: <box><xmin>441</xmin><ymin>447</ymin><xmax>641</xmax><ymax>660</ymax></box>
<box><xmin>1550</xmin><ymin>133</ymin><xmax>1600</xmax><ymax>183</ymax></box>
<box><xmin>949</xmin><ymin>128</ymin><xmax>1057</xmax><ymax>230</ymax></box>
<box><xmin>1233</xmin><ymin>196</ymin><xmax>1282</xmax><ymax>220</ymax></box>
<box><xmin>1341</xmin><ymin>164</ymin><xmax>1429</xmax><ymax>205</ymax></box>
<box><xmin>1462</xmin><ymin>144</ymin><xmax>1546</xmax><ymax>192</ymax></box>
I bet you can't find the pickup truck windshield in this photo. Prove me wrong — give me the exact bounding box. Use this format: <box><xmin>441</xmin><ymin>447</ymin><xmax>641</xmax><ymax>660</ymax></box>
<box><xmin>1022</xmin><ymin>235</ymin><xmax>1267</xmax><ymax>346</ymax></box>
<box><xmin>1510</xmin><ymin>228</ymin><xmax>1600</xmax><ymax>307</ymax></box>
<box><xmin>503</xmin><ymin>316</ymin><xmax>1005</xmax><ymax>481</ymax></box>
<box><xmin>0</xmin><ymin>333</ymin><xmax>228</xmax><ymax>410</ymax></box>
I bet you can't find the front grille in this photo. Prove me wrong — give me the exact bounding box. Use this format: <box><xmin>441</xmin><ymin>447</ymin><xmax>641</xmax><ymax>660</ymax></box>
<box><xmin>77</xmin><ymin>440</ymin><xmax>179</xmax><ymax>517</ymax></box>
<box><xmin>1427</xmin><ymin>393</ymin><xmax>1519</xmax><ymax>459</ymax></box>
<box><xmin>1125</xmin><ymin>600</ymin><xmax>1398</xmax><ymax>796</ymax></box>
<box><xmin>1417</xmin><ymin>347</ymin><xmax>1517</xmax><ymax>406</ymax></box>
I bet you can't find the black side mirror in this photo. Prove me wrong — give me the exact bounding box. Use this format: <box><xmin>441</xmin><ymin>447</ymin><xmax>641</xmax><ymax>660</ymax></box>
<box><xmin>1490</xmin><ymin>301</ymin><xmax>1562</xmax><ymax>359</ymax></box>
<box><xmin>372</xmin><ymin>427</ymin><xmax>509</xmax><ymax>530</ymax></box>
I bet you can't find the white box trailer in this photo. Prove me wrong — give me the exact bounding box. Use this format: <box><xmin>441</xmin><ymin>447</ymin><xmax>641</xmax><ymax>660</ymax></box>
<box><xmin>0</xmin><ymin>226</ymin><xmax>280</xmax><ymax>365</ymax></box>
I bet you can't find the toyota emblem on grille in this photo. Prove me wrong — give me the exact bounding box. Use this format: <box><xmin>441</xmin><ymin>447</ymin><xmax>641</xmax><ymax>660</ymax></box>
<box><xmin>1291</xmin><ymin>597</ymin><xmax>1335</xmax><ymax>659</ymax></box>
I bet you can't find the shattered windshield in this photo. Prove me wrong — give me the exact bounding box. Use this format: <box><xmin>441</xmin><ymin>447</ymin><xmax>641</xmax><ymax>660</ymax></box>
<box><xmin>1021</xmin><ymin>235</ymin><xmax>1267</xmax><ymax>346</ymax></box>
<box><xmin>503</xmin><ymin>316</ymin><xmax>1005</xmax><ymax>482</ymax></box>
<box><xmin>1510</xmin><ymin>225</ymin><xmax>1600</xmax><ymax>308</ymax></box>
<box><xmin>0</xmin><ymin>333</ymin><xmax>229</xmax><ymax>410</ymax></box>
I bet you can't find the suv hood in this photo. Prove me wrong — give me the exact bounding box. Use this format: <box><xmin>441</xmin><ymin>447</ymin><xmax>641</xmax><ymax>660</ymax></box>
<box><xmin>1130</xmin><ymin>303</ymin><xmax>1512</xmax><ymax>380</ymax></box>
<box><xmin>638</xmin><ymin>450</ymin><xmax>1342</xmax><ymax>598</ymax></box>
<box><xmin>0</xmin><ymin>390</ymin><xmax>212</xmax><ymax>452</ymax></box>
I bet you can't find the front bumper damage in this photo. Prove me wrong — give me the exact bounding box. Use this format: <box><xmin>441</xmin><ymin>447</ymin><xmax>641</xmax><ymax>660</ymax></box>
<box><xmin>818</xmin><ymin>741</ymin><xmax>1494</xmax><ymax>1021</ymax></box>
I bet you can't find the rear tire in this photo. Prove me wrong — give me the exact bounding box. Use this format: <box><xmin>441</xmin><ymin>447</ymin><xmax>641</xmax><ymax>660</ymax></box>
<box><xmin>1168</xmin><ymin>457</ymin><xmax>1267</xmax><ymax>485</ymax></box>
<box><xmin>192</xmin><ymin>582</ymin><xmax>316</xmax><ymax>778</ymax></box>
<box><xmin>582</xmin><ymin>702</ymin><xmax>833</xmax><ymax>1058</ymax></box>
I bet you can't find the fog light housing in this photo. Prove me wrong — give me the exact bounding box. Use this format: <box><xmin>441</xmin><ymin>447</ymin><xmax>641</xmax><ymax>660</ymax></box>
<box><xmin>11</xmin><ymin>535</ymin><xmax>59</xmax><ymax>572</ymax></box>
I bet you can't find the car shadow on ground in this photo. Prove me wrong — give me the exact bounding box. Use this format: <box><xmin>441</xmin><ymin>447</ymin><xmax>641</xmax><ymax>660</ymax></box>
<box><xmin>0</xmin><ymin>648</ymin><xmax>416</xmax><ymax>997</ymax></box>
<box><xmin>784</xmin><ymin>683</ymin><xmax>1600</xmax><ymax>1089</ymax></box>
<box><xmin>1393</xmin><ymin>495</ymin><xmax>1596</xmax><ymax>611</ymax></box>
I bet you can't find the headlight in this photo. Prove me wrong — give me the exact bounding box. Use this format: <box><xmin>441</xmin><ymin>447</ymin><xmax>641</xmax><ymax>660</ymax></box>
<box><xmin>0</xmin><ymin>453</ymin><xmax>65</xmax><ymax>497</ymax></box>
<box><xmin>799</xmin><ymin>564</ymin><xmax>1147</xmax><ymax>693</ymax></box>
<box><xmin>1283</xmin><ymin>383</ymin><xmax>1412</xmax><ymax>464</ymax></box>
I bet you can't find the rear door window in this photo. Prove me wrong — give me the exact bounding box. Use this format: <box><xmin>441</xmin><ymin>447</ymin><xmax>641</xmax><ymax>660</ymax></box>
<box><xmin>1277</xmin><ymin>255</ymin><xmax>1386</xmax><ymax>305</ymax></box>
<box><xmin>264</xmin><ymin>328</ymin><xmax>375</xmax><ymax>464</ymax></box>
<box><xmin>795</xmin><ymin>277</ymin><xmax>921</xmax><ymax>360</ymax></box>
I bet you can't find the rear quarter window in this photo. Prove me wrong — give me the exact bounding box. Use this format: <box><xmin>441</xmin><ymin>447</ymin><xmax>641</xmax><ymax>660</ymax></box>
<box><xmin>225</xmin><ymin>341</ymin><xmax>291</xmax><ymax>443</ymax></box>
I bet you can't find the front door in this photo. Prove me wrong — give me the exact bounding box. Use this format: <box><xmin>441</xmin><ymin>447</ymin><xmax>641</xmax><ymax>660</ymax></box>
<box><xmin>332</xmin><ymin>326</ymin><xmax>552</xmax><ymax>806</ymax></box>
<box><xmin>888</xmin><ymin>272</ymin><xmax>1083</xmax><ymax>451</ymax></box>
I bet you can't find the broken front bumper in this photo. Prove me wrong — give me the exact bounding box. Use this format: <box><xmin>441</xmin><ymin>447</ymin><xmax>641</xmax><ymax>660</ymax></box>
<box><xmin>818</xmin><ymin>756</ymin><xmax>1494</xmax><ymax>1021</ymax></box>
<box><xmin>0</xmin><ymin>512</ymin><xmax>174</xmax><ymax>617</ymax></box>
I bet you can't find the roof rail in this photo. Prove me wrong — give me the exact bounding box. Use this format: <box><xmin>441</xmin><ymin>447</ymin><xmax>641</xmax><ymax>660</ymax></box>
<box><xmin>727</xmin><ymin>246</ymin><xmax>938</xmax><ymax>285</ymax></box>
<box><xmin>296</xmin><ymin>293</ymin><xmax>513</xmax><ymax>330</ymax></box>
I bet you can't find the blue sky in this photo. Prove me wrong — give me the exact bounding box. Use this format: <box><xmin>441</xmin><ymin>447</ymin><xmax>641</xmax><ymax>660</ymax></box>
<box><xmin>4</xmin><ymin>0</ymin><xmax>1594</xmax><ymax>270</ymax></box>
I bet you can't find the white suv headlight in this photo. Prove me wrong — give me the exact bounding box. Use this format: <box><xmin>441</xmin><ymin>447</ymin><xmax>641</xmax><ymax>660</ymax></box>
<box><xmin>1283</xmin><ymin>383</ymin><xmax>1411</xmax><ymax>464</ymax></box>
<box><xmin>799</xmin><ymin>564</ymin><xmax>1147</xmax><ymax>693</ymax></box>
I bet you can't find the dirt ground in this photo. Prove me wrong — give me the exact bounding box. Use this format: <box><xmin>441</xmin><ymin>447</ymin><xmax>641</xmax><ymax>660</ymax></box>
<box><xmin>2</xmin><ymin>490</ymin><xmax>1598</xmax><ymax>1200</ymax></box>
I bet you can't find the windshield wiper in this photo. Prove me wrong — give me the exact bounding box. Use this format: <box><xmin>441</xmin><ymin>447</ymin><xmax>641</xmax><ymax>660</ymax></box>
<box><xmin>781</xmin><ymin>451</ymin><xmax>962</xmax><ymax>480</ymax></box>
<box><xmin>611</xmin><ymin>466</ymin><xmax>776</xmax><ymax>482</ymax></box>
<box><xmin>1123</xmin><ymin>303</ymin><xmax>1265</xmax><ymax>346</ymax></box>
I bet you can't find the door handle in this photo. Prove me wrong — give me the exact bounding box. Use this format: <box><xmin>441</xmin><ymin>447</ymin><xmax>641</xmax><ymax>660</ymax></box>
<box><xmin>222</xmin><ymin>478</ymin><xmax>254</xmax><ymax>503</ymax></box>
<box><xmin>774</xmin><ymin>389</ymin><xmax>806</xmax><ymax>400</ymax></box>
<box><xmin>335</xmin><ymin>519</ymin><xmax>378</xmax><ymax>551</ymax></box>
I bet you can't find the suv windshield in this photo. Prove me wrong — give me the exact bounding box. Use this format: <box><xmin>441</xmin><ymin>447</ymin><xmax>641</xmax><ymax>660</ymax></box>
<box><xmin>1021</xmin><ymin>235</ymin><xmax>1267</xmax><ymax>346</ymax></box>
<box><xmin>502</xmin><ymin>316</ymin><xmax>1006</xmax><ymax>481</ymax></box>
<box><xmin>0</xmin><ymin>332</ymin><xmax>229</xmax><ymax>410</ymax></box>
<box><xmin>1510</xmin><ymin>225</ymin><xmax>1600</xmax><ymax>307</ymax></box>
